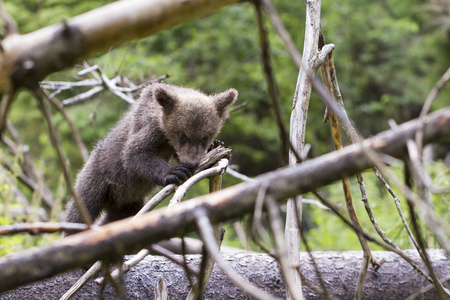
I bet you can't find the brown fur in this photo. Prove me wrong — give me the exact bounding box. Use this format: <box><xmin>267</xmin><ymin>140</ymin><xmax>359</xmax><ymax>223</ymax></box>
<box><xmin>64</xmin><ymin>83</ymin><xmax>237</xmax><ymax>226</ymax></box>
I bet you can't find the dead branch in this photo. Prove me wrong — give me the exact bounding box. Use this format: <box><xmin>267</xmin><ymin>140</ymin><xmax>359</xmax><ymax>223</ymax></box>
<box><xmin>34</xmin><ymin>89</ymin><xmax>93</xmax><ymax>227</ymax></box>
<box><xmin>255</xmin><ymin>0</ymin><xmax>289</xmax><ymax>161</ymax></box>
<box><xmin>186</xmin><ymin>172</ymin><xmax>225</xmax><ymax>300</ymax></box>
<box><xmin>0</xmin><ymin>0</ymin><xmax>240</xmax><ymax>93</ymax></box>
<box><xmin>280</xmin><ymin>0</ymin><xmax>334</xmax><ymax>298</ymax></box>
<box><xmin>415</xmin><ymin>66</ymin><xmax>450</xmax><ymax>152</ymax></box>
<box><xmin>42</xmin><ymin>91</ymin><xmax>89</xmax><ymax>162</ymax></box>
<box><xmin>0</xmin><ymin>108</ymin><xmax>448</xmax><ymax>293</ymax></box>
<box><xmin>1</xmin><ymin>120</ymin><xmax>54</xmax><ymax>211</ymax></box>
<box><xmin>195</xmin><ymin>208</ymin><xmax>278</xmax><ymax>300</ymax></box>
<box><xmin>319</xmin><ymin>32</ymin><xmax>376</xmax><ymax>299</ymax></box>
<box><xmin>0</xmin><ymin>222</ymin><xmax>95</xmax><ymax>235</ymax></box>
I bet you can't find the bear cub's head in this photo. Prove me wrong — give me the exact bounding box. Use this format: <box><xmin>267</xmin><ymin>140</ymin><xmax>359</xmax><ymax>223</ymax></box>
<box><xmin>152</xmin><ymin>83</ymin><xmax>238</xmax><ymax>167</ymax></box>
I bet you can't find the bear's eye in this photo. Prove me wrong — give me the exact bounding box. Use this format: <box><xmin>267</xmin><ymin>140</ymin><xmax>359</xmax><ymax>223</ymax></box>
<box><xmin>202</xmin><ymin>135</ymin><xmax>209</xmax><ymax>145</ymax></box>
<box><xmin>179</xmin><ymin>133</ymin><xmax>187</xmax><ymax>144</ymax></box>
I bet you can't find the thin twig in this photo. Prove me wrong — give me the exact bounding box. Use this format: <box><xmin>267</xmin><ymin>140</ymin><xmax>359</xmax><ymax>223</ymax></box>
<box><xmin>255</xmin><ymin>0</ymin><xmax>289</xmax><ymax>161</ymax></box>
<box><xmin>228</xmin><ymin>101</ymin><xmax>248</xmax><ymax>114</ymax></box>
<box><xmin>260</xmin><ymin>0</ymin><xmax>302</xmax><ymax>66</ymax></box>
<box><xmin>40</xmin><ymin>78</ymin><xmax>102</xmax><ymax>89</ymax></box>
<box><xmin>5</xmin><ymin>120</ymin><xmax>55</xmax><ymax>209</ymax></box>
<box><xmin>311</xmin><ymin>191</ymin><xmax>437</xmax><ymax>270</ymax></box>
<box><xmin>180</xmin><ymin>237</ymin><xmax>196</xmax><ymax>295</ymax></box>
<box><xmin>34</xmin><ymin>88</ymin><xmax>92</xmax><ymax>227</ymax></box>
<box><xmin>226</xmin><ymin>167</ymin><xmax>255</xmax><ymax>182</ymax></box>
<box><xmin>404</xmin><ymin>163</ymin><xmax>450</xmax><ymax>299</ymax></box>
<box><xmin>0</xmin><ymin>138</ymin><xmax>53</xmax><ymax>213</ymax></box>
<box><xmin>364</xmin><ymin>136</ymin><xmax>450</xmax><ymax>257</ymax></box>
<box><xmin>96</xmin><ymin>70</ymin><xmax>135</xmax><ymax>104</ymax></box>
<box><xmin>0</xmin><ymin>90</ymin><xmax>15</xmax><ymax>133</ymax></box>
<box><xmin>169</xmin><ymin>158</ymin><xmax>228</xmax><ymax>207</ymax></box>
<box><xmin>152</xmin><ymin>244</ymin><xmax>199</xmax><ymax>276</ymax></box>
<box><xmin>60</xmin><ymin>261</ymin><xmax>103</xmax><ymax>300</ymax></box>
<box><xmin>186</xmin><ymin>169</ymin><xmax>225</xmax><ymax>300</ymax></box>
<box><xmin>42</xmin><ymin>89</ymin><xmax>89</xmax><ymax>162</ymax></box>
<box><xmin>194</xmin><ymin>207</ymin><xmax>280</xmax><ymax>300</ymax></box>
<box><xmin>133</xmin><ymin>185</ymin><xmax>175</xmax><ymax>219</ymax></box>
<box><xmin>294</xmin><ymin>195</ymin><xmax>333</xmax><ymax>300</ymax></box>
<box><xmin>265</xmin><ymin>196</ymin><xmax>303</xmax><ymax>300</ymax></box>
<box><xmin>62</xmin><ymin>86</ymin><xmax>105</xmax><ymax>106</ymax></box>
<box><xmin>0</xmin><ymin>222</ymin><xmax>95</xmax><ymax>235</ymax></box>
<box><xmin>406</xmin><ymin>275</ymin><xmax>450</xmax><ymax>300</ymax></box>
<box><xmin>415</xmin><ymin>66</ymin><xmax>450</xmax><ymax>153</ymax></box>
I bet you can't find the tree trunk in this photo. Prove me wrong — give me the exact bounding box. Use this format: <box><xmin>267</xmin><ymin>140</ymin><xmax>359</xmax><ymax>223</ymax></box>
<box><xmin>1</xmin><ymin>250</ymin><xmax>447</xmax><ymax>300</ymax></box>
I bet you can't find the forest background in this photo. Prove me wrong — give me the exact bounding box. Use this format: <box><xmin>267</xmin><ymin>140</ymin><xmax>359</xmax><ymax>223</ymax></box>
<box><xmin>1</xmin><ymin>0</ymin><xmax>449</xmax><ymax>254</ymax></box>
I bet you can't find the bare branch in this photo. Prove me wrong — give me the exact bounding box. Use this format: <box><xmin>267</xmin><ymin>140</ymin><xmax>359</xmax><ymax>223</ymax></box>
<box><xmin>61</xmin><ymin>86</ymin><xmax>104</xmax><ymax>106</ymax></box>
<box><xmin>255</xmin><ymin>0</ymin><xmax>289</xmax><ymax>161</ymax></box>
<box><xmin>415</xmin><ymin>66</ymin><xmax>450</xmax><ymax>152</ymax></box>
<box><xmin>0</xmin><ymin>222</ymin><xmax>94</xmax><ymax>235</ymax></box>
<box><xmin>406</xmin><ymin>275</ymin><xmax>450</xmax><ymax>300</ymax></box>
<box><xmin>34</xmin><ymin>89</ymin><xmax>92</xmax><ymax>227</ymax></box>
<box><xmin>265</xmin><ymin>196</ymin><xmax>303</xmax><ymax>300</ymax></box>
<box><xmin>186</xmin><ymin>167</ymin><xmax>225</xmax><ymax>299</ymax></box>
<box><xmin>1</xmin><ymin>120</ymin><xmax>54</xmax><ymax>213</ymax></box>
<box><xmin>195</xmin><ymin>208</ymin><xmax>279</xmax><ymax>300</ymax></box>
<box><xmin>42</xmin><ymin>90</ymin><xmax>89</xmax><ymax>162</ymax></box>
<box><xmin>0</xmin><ymin>91</ymin><xmax>15</xmax><ymax>133</ymax></box>
<box><xmin>169</xmin><ymin>158</ymin><xmax>228</xmax><ymax>207</ymax></box>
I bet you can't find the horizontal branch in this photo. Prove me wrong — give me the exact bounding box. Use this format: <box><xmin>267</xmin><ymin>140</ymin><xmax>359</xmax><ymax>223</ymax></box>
<box><xmin>0</xmin><ymin>222</ymin><xmax>96</xmax><ymax>235</ymax></box>
<box><xmin>0</xmin><ymin>108</ymin><xmax>449</xmax><ymax>292</ymax></box>
<box><xmin>0</xmin><ymin>0</ymin><xmax>240</xmax><ymax>91</ymax></box>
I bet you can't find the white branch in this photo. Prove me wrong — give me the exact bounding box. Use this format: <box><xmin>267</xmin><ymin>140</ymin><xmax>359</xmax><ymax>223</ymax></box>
<box><xmin>195</xmin><ymin>208</ymin><xmax>280</xmax><ymax>300</ymax></box>
<box><xmin>169</xmin><ymin>159</ymin><xmax>229</xmax><ymax>207</ymax></box>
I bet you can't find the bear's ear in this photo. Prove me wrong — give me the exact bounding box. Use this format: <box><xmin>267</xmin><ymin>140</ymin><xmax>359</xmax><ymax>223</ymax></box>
<box><xmin>153</xmin><ymin>85</ymin><xmax>178</xmax><ymax>113</ymax></box>
<box><xmin>213</xmin><ymin>88</ymin><xmax>238</xmax><ymax>118</ymax></box>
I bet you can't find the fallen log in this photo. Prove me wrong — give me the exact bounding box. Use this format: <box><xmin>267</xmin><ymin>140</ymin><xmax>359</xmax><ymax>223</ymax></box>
<box><xmin>1</xmin><ymin>250</ymin><xmax>448</xmax><ymax>299</ymax></box>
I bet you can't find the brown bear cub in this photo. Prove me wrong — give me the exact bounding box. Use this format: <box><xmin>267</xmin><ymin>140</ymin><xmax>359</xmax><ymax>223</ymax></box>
<box><xmin>64</xmin><ymin>83</ymin><xmax>238</xmax><ymax>226</ymax></box>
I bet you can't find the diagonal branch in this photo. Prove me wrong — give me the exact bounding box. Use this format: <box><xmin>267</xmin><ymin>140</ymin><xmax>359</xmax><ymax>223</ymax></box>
<box><xmin>33</xmin><ymin>88</ymin><xmax>92</xmax><ymax>227</ymax></box>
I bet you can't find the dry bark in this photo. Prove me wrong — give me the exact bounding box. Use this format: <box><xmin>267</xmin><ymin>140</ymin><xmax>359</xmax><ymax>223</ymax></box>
<box><xmin>1</xmin><ymin>250</ymin><xmax>448</xmax><ymax>300</ymax></box>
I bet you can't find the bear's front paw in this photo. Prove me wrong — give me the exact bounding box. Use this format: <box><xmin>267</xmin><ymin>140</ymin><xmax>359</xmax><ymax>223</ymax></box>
<box><xmin>163</xmin><ymin>163</ymin><xmax>197</xmax><ymax>186</ymax></box>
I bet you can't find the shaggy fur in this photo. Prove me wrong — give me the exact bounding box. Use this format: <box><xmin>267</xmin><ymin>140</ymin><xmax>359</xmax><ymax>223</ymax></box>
<box><xmin>64</xmin><ymin>83</ymin><xmax>237</xmax><ymax>225</ymax></box>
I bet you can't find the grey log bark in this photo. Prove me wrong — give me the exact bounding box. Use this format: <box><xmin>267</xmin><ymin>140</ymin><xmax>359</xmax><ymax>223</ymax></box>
<box><xmin>0</xmin><ymin>108</ymin><xmax>449</xmax><ymax>293</ymax></box>
<box><xmin>1</xmin><ymin>250</ymin><xmax>448</xmax><ymax>300</ymax></box>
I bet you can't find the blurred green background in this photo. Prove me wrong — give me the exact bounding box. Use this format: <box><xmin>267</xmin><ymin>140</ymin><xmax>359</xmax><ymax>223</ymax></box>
<box><xmin>0</xmin><ymin>0</ymin><xmax>449</xmax><ymax>254</ymax></box>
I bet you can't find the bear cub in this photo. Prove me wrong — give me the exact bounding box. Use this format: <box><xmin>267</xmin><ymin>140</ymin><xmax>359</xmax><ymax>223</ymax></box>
<box><xmin>64</xmin><ymin>83</ymin><xmax>238</xmax><ymax>226</ymax></box>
